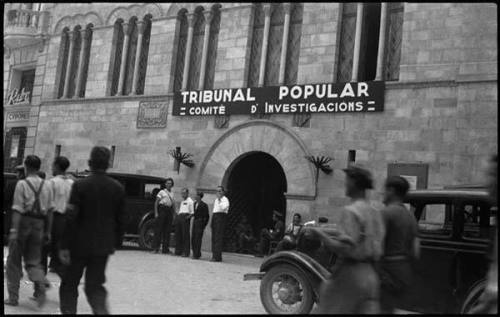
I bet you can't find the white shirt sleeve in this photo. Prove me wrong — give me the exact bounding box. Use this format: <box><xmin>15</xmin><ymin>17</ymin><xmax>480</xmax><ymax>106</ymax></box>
<box><xmin>220</xmin><ymin>197</ymin><xmax>229</xmax><ymax>213</ymax></box>
<box><xmin>188</xmin><ymin>198</ymin><xmax>194</xmax><ymax>215</ymax></box>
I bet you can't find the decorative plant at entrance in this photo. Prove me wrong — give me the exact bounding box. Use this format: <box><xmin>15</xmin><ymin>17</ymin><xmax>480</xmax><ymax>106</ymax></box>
<box><xmin>305</xmin><ymin>155</ymin><xmax>333</xmax><ymax>195</ymax></box>
<box><xmin>169</xmin><ymin>147</ymin><xmax>195</xmax><ymax>174</ymax></box>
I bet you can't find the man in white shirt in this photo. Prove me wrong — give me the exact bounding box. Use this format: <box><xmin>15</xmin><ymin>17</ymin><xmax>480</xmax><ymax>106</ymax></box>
<box><xmin>211</xmin><ymin>186</ymin><xmax>230</xmax><ymax>262</ymax></box>
<box><xmin>153</xmin><ymin>178</ymin><xmax>176</xmax><ymax>254</ymax></box>
<box><xmin>44</xmin><ymin>156</ymin><xmax>74</xmax><ymax>277</ymax></box>
<box><xmin>174</xmin><ymin>188</ymin><xmax>194</xmax><ymax>257</ymax></box>
<box><xmin>5</xmin><ymin>155</ymin><xmax>53</xmax><ymax>308</ymax></box>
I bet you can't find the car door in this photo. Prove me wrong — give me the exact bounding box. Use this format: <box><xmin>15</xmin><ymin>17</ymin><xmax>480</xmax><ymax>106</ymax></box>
<box><xmin>400</xmin><ymin>200</ymin><xmax>457</xmax><ymax>313</ymax></box>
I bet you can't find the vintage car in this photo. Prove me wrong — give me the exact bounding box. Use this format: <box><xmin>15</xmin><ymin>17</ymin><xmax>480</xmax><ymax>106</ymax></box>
<box><xmin>69</xmin><ymin>171</ymin><xmax>169</xmax><ymax>249</ymax></box>
<box><xmin>244</xmin><ymin>188</ymin><xmax>497</xmax><ymax>314</ymax></box>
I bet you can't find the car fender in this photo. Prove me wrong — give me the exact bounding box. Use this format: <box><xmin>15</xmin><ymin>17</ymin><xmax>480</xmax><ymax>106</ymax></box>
<box><xmin>259</xmin><ymin>251</ymin><xmax>332</xmax><ymax>299</ymax></box>
<box><xmin>138</xmin><ymin>211</ymin><xmax>155</xmax><ymax>231</ymax></box>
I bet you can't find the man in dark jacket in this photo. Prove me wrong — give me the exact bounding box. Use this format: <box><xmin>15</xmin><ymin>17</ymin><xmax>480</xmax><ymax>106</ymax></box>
<box><xmin>58</xmin><ymin>146</ymin><xmax>125</xmax><ymax>314</ymax></box>
<box><xmin>191</xmin><ymin>191</ymin><xmax>209</xmax><ymax>259</ymax></box>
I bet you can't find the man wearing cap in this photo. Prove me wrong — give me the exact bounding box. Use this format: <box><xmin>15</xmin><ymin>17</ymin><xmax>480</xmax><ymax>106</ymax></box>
<box><xmin>5</xmin><ymin>155</ymin><xmax>53</xmax><ymax>308</ymax></box>
<box><xmin>306</xmin><ymin>165</ymin><xmax>385</xmax><ymax>314</ymax></box>
<box><xmin>255</xmin><ymin>210</ymin><xmax>285</xmax><ymax>257</ymax></box>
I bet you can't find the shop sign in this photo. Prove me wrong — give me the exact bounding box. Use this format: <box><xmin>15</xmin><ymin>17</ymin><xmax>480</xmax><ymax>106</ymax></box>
<box><xmin>173</xmin><ymin>81</ymin><xmax>384</xmax><ymax>116</ymax></box>
<box><xmin>6</xmin><ymin>110</ymin><xmax>30</xmax><ymax>122</ymax></box>
<box><xmin>137</xmin><ymin>101</ymin><xmax>168</xmax><ymax>128</ymax></box>
<box><xmin>7</xmin><ymin>88</ymin><xmax>31</xmax><ymax>105</ymax></box>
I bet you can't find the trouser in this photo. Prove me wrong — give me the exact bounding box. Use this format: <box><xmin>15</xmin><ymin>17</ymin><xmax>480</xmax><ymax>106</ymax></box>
<box><xmin>40</xmin><ymin>212</ymin><xmax>66</xmax><ymax>276</ymax></box>
<box><xmin>378</xmin><ymin>259</ymin><xmax>413</xmax><ymax>313</ymax></box>
<box><xmin>258</xmin><ymin>229</ymin><xmax>277</xmax><ymax>254</ymax></box>
<box><xmin>6</xmin><ymin>216</ymin><xmax>50</xmax><ymax>302</ymax></box>
<box><xmin>318</xmin><ymin>261</ymin><xmax>380</xmax><ymax>314</ymax></box>
<box><xmin>152</xmin><ymin>205</ymin><xmax>173</xmax><ymax>252</ymax></box>
<box><xmin>238</xmin><ymin>234</ymin><xmax>256</xmax><ymax>253</ymax></box>
<box><xmin>59</xmin><ymin>255</ymin><xmax>109</xmax><ymax>314</ymax></box>
<box><xmin>175</xmin><ymin>213</ymin><xmax>191</xmax><ymax>256</ymax></box>
<box><xmin>211</xmin><ymin>213</ymin><xmax>226</xmax><ymax>261</ymax></box>
<box><xmin>191</xmin><ymin>218</ymin><xmax>208</xmax><ymax>258</ymax></box>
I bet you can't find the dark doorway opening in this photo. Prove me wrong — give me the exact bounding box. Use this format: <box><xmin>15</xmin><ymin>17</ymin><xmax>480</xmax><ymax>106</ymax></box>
<box><xmin>223</xmin><ymin>151</ymin><xmax>287</xmax><ymax>253</ymax></box>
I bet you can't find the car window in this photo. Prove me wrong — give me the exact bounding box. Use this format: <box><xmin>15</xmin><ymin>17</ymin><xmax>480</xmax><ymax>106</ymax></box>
<box><xmin>462</xmin><ymin>202</ymin><xmax>495</xmax><ymax>240</ymax></box>
<box><xmin>417</xmin><ymin>203</ymin><xmax>453</xmax><ymax>237</ymax></box>
<box><xmin>144</xmin><ymin>183</ymin><xmax>161</xmax><ymax>200</ymax></box>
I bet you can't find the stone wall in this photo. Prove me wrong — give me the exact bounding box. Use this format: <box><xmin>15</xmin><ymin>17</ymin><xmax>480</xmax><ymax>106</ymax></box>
<box><xmin>4</xmin><ymin>3</ymin><xmax>497</xmax><ymax>251</ymax></box>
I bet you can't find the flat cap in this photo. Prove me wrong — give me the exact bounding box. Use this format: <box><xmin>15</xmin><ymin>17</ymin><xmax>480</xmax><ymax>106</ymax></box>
<box><xmin>342</xmin><ymin>165</ymin><xmax>374</xmax><ymax>189</ymax></box>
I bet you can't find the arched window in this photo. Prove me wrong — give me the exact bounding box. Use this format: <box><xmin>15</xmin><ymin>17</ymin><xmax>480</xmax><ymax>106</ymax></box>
<box><xmin>173</xmin><ymin>10</ymin><xmax>188</xmax><ymax>92</ymax></box>
<box><xmin>136</xmin><ymin>16</ymin><xmax>152</xmax><ymax>95</ymax></box>
<box><xmin>56</xmin><ymin>28</ymin><xmax>70</xmax><ymax>98</ymax></box>
<box><xmin>204</xmin><ymin>5</ymin><xmax>221</xmax><ymax>90</ymax></box>
<box><xmin>247</xmin><ymin>3</ymin><xmax>265</xmax><ymax>88</ymax></box>
<box><xmin>188</xmin><ymin>7</ymin><xmax>205</xmax><ymax>90</ymax></box>
<box><xmin>78</xmin><ymin>25</ymin><xmax>93</xmax><ymax>98</ymax></box>
<box><xmin>67</xmin><ymin>25</ymin><xmax>82</xmax><ymax>98</ymax></box>
<box><xmin>124</xmin><ymin>17</ymin><xmax>138</xmax><ymax>96</ymax></box>
<box><xmin>109</xmin><ymin>19</ymin><xmax>124</xmax><ymax>96</ymax></box>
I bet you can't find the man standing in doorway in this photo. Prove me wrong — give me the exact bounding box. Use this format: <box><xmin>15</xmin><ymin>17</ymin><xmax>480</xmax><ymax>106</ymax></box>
<box><xmin>175</xmin><ymin>188</ymin><xmax>194</xmax><ymax>257</ymax></box>
<box><xmin>153</xmin><ymin>178</ymin><xmax>175</xmax><ymax>254</ymax></box>
<box><xmin>58</xmin><ymin>146</ymin><xmax>125</xmax><ymax>314</ymax></box>
<box><xmin>377</xmin><ymin>176</ymin><xmax>419</xmax><ymax>313</ymax></box>
<box><xmin>211</xmin><ymin>186</ymin><xmax>230</xmax><ymax>262</ymax></box>
<box><xmin>192</xmin><ymin>191</ymin><xmax>209</xmax><ymax>259</ymax></box>
<box><xmin>5</xmin><ymin>155</ymin><xmax>53</xmax><ymax>308</ymax></box>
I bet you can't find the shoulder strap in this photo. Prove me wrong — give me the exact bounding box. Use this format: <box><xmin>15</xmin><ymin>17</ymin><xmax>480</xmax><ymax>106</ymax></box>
<box><xmin>24</xmin><ymin>179</ymin><xmax>45</xmax><ymax>214</ymax></box>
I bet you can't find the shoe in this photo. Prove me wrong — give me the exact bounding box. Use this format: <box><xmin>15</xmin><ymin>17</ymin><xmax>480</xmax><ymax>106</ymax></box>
<box><xmin>192</xmin><ymin>256</ymin><xmax>200</xmax><ymax>260</ymax></box>
<box><xmin>151</xmin><ymin>250</ymin><xmax>159</xmax><ymax>254</ymax></box>
<box><xmin>161</xmin><ymin>250</ymin><xmax>171</xmax><ymax>254</ymax></box>
<box><xmin>4</xmin><ymin>298</ymin><xmax>19</xmax><ymax>306</ymax></box>
<box><xmin>210</xmin><ymin>258</ymin><xmax>222</xmax><ymax>262</ymax></box>
<box><xmin>181</xmin><ymin>255</ymin><xmax>189</xmax><ymax>257</ymax></box>
<box><xmin>254</xmin><ymin>253</ymin><xmax>264</xmax><ymax>258</ymax></box>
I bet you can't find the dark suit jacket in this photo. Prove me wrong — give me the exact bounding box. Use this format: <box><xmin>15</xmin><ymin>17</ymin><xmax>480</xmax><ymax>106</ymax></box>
<box><xmin>193</xmin><ymin>200</ymin><xmax>209</xmax><ymax>223</ymax></box>
<box><xmin>61</xmin><ymin>171</ymin><xmax>125</xmax><ymax>256</ymax></box>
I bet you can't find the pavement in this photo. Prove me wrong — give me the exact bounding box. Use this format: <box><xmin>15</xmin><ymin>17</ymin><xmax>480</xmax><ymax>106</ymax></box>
<box><xmin>4</xmin><ymin>245</ymin><xmax>267</xmax><ymax>314</ymax></box>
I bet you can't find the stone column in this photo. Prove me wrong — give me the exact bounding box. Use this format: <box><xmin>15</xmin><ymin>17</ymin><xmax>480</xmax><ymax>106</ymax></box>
<box><xmin>258</xmin><ymin>4</ymin><xmax>272</xmax><ymax>87</ymax></box>
<box><xmin>375</xmin><ymin>3</ymin><xmax>388</xmax><ymax>81</ymax></box>
<box><xmin>130</xmin><ymin>20</ymin><xmax>146</xmax><ymax>95</ymax></box>
<box><xmin>62</xmin><ymin>30</ymin><xmax>75</xmax><ymax>98</ymax></box>
<box><xmin>278</xmin><ymin>3</ymin><xmax>292</xmax><ymax>85</ymax></box>
<box><xmin>116</xmin><ymin>22</ymin><xmax>130</xmax><ymax>96</ymax></box>
<box><xmin>74</xmin><ymin>28</ymin><xmax>90</xmax><ymax>98</ymax></box>
<box><xmin>351</xmin><ymin>3</ymin><xmax>364</xmax><ymax>82</ymax></box>
<box><xmin>198</xmin><ymin>10</ymin><xmax>213</xmax><ymax>90</ymax></box>
<box><xmin>181</xmin><ymin>13</ymin><xmax>196</xmax><ymax>91</ymax></box>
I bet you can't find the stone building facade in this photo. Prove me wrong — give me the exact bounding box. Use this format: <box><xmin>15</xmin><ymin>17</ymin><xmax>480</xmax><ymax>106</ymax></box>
<box><xmin>4</xmin><ymin>2</ymin><xmax>498</xmax><ymax>252</ymax></box>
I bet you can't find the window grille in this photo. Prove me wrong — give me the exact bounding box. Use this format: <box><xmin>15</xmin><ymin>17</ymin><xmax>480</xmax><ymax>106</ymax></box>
<box><xmin>137</xmin><ymin>17</ymin><xmax>152</xmax><ymax>95</ymax></box>
<box><xmin>56</xmin><ymin>29</ymin><xmax>70</xmax><ymax>98</ymax></box>
<box><xmin>110</xmin><ymin>21</ymin><xmax>124</xmax><ymax>96</ymax></box>
<box><xmin>247</xmin><ymin>3</ymin><xmax>264</xmax><ymax>88</ymax></box>
<box><xmin>188</xmin><ymin>9</ymin><xmax>205</xmax><ymax>90</ymax></box>
<box><xmin>78</xmin><ymin>26</ymin><xmax>93</xmax><ymax>97</ymax></box>
<box><xmin>173</xmin><ymin>12</ymin><xmax>188</xmax><ymax>92</ymax></box>
<box><xmin>67</xmin><ymin>26</ymin><xmax>82</xmax><ymax>98</ymax></box>
<box><xmin>385</xmin><ymin>3</ymin><xmax>404</xmax><ymax>81</ymax></box>
<box><xmin>124</xmin><ymin>18</ymin><xmax>138</xmax><ymax>95</ymax></box>
<box><xmin>336</xmin><ymin>3</ymin><xmax>357</xmax><ymax>83</ymax></box>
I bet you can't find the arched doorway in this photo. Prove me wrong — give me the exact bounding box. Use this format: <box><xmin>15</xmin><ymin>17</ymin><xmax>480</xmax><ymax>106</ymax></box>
<box><xmin>223</xmin><ymin>151</ymin><xmax>287</xmax><ymax>253</ymax></box>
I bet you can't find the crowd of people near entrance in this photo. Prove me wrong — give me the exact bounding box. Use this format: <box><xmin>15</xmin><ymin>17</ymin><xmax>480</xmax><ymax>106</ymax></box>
<box><xmin>4</xmin><ymin>145</ymin><xmax>497</xmax><ymax>315</ymax></box>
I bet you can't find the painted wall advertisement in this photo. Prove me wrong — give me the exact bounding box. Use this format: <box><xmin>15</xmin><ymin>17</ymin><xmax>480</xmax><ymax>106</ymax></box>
<box><xmin>172</xmin><ymin>81</ymin><xmax>385</xmax><ymax>116</ymax></box>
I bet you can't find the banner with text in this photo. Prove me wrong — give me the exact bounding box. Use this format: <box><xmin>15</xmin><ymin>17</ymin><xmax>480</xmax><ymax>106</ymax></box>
<box><xmin>173</xmin><ymin>81</ymin><xmax>384</xmax><ymax>116</ymax></box>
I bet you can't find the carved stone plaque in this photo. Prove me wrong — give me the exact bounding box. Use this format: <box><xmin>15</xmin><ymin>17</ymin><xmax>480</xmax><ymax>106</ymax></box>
<box><xmin>137</xmin><ymin>101</ymin><xmax>168</xmax><ymax>128</ymax></box>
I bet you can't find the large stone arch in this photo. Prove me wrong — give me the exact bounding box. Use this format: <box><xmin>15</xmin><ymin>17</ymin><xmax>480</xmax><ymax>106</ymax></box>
<box><xmin>53</xmin><ymin>12</ymin><xmax>103</xmax><ymax>34</ymax></box>
<box><xmin>197</xmin><ymin>120</ymin><xmax>316</xmax><ymax>198</ymax></box>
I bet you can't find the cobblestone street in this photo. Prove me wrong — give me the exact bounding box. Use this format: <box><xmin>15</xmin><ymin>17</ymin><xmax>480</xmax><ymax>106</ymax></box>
<box><xmin>4</xmin><ymin>246</ymin><xmax>266</xmax><ymax>314</ymax></box>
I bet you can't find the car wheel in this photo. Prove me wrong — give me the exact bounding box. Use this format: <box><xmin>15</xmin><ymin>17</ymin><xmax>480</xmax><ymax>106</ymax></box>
<box><xmin>138</xmin><ymin>218</ymin><xmax>156</xmax><ymax>250</ymax></box>
<box><xmin>260</xmin><ymin>264</ymin><xmax>315</xmax><ymax>314</ymax></box>
<box><xmin>461</xmin><ymin>279</ymin><xmax>486</xmax><ymax>314</ymax></box>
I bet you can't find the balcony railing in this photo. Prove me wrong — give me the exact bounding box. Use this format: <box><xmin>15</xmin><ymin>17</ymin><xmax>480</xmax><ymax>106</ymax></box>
<box><xmin>4</xmin><ymin>9</ymin><xmax>49</xmax><ymax>49</ymax></box>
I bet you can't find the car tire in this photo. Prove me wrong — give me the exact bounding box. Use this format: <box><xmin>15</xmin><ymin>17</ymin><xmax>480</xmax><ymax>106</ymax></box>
<box><xmin>460</xmin><ymin>279</ymin><xmax>487</xmax><ymax>314</ymax></box>
<box><xmin>138</xmin><ymin>218</ymin><xmax>156</xmax><ymax>250</ymax></box>
<box><xmin>260</xmin><ymin>264</ymin><xmax>315</xmax><ymax>314</ymax></box>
